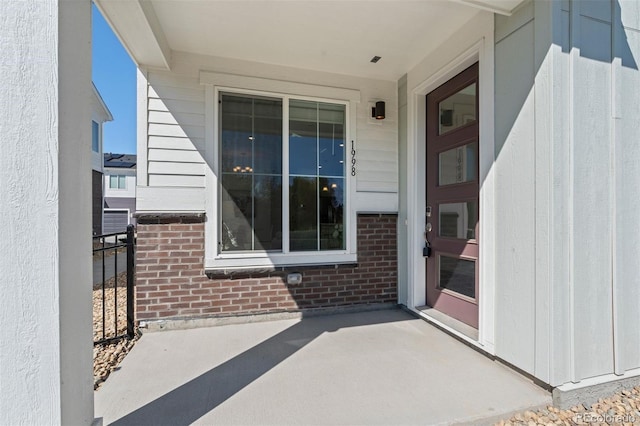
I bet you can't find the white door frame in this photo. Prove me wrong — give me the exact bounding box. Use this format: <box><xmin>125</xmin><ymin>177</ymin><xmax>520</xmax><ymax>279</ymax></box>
<box><xmin>404</xmin><ymin>16</ymin><xmax>496</xmax><ymax>354</ymax></box>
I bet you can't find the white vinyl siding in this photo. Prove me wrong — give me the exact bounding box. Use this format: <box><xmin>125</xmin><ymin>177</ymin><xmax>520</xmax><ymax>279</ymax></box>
<box><xmin>140</xmin><ymin>55</ymin><xmax>398</xmax><ymax>213</ymax></box>
<box><xmin>146</xmin><ymin>73</ymin><xmax>206</xmax><ymax>187</ymax></box>
<box><xmin>354</xmin><ymin>102</ymin><xmax>398</xmax><ymax>193</ymax></box>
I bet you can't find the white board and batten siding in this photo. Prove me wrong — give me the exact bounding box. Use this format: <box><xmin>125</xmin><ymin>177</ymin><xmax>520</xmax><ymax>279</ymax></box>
<box><xmin>495</xmin><ymin>0</ymin><xmax>640</xmax><ymax>387</ymax></box>
<box><xmin>137</xmin><ymin>52</ymin><xmax>398</xmax><ymax>214</ymax></box>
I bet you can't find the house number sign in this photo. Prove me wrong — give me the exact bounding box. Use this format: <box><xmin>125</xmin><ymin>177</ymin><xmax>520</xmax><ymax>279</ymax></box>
<box><xmin>351</xmin><ymin>140</ymin><xmax>356</xmax><ymax>176</ymax></box>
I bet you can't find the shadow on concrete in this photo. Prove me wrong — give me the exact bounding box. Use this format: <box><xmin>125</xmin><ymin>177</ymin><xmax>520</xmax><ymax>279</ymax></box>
<box><xmin>111</xmin><ymin>308</ymin><xmax>405</xmax><ymax>426</ymax></box>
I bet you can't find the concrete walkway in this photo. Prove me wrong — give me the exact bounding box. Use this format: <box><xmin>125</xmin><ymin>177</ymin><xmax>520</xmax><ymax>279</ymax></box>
<box><xmin>95</xmin><ymin>309</ymin><xmax>551</xmax><ymax>426</ymax></box>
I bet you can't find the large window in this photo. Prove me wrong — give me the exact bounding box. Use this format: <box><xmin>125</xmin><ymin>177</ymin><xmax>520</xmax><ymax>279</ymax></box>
<box><xmin>220</xmin><ymin>92</ymin><xmax>346</xmax><ymax>254</ymax></box>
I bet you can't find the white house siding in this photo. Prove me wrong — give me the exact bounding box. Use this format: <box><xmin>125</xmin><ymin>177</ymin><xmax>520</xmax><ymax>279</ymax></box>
<box><xmin>494</xmin><ymin>0</ymin><xmax>538</xmax><ymax>378</ymax></box>
<box><xmin>104</xmin><ymin>171</ymin><xmax>137</xmax><ymax>199</ymax></box>
<box><xmin>0</xmin><ymin>1</ymin><xmax>93</xmax><ymax>424</ymax></box>
<box><xmin>496</xmin><ymin>0</ymin><xmax>640</xmax><ymax>387</ymax></box>
<box><xmin>137</xmin><ymin>51</ymin><xmax>398</xmax><ymax>214</ymax></box>
<box><xmin>614</xmin><ymin>0</ymin><xmax>640</xmax><ymax>376</ymax></box>
<box><xmin>146</xmin><ymin>72</ymin><xmax>207</xmax><ymax>188</ymax></box>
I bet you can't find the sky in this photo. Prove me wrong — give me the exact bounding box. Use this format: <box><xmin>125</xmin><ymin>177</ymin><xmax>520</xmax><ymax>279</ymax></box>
<box><xmin>92</xmin><ymin>4</ymin><xmax>136</xmax><ymax>155</ymax></box>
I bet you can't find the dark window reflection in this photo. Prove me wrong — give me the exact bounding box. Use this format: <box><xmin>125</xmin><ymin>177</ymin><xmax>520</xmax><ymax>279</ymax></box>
<box><xmin>289</xmin><ymin>100</ymin><xmax>345</xmax><ymax>252</ymax></box>
<box><xmin>289</xmin><ymin>177</ymin><xmax>317</xmax><ymax>251</ymax></box>
<box><xmin>220</xmin><ymin>93</ymin><xmax>282</xmax><ymax>252</ymax></box>
<box><xmin>221</xmin><ymin>173</ymin><xmax>252</xmax><ymax>251</ymax></box>
<box><xmin>439</xmin><ymin>256</ymin><xmax>475</xmax><ymax>299</ymax></box>
<box><xmin>319</xmin><ymin>178</ymin><xmax>344</xmax><ymax>250</ymax></box>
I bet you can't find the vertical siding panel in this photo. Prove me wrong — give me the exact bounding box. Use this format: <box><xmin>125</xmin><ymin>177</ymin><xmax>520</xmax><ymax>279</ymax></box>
<box><xmin>614</xmin><ymin>4</ymin><xmax>640</xmax><ymax>372</ymax></box>
<box><xmin>494</xmin><ymin>18</ymin><xmax>536</xmax><ymax>374</ymax></box>
<box><xmin>549</xmin><ymin>6</ymin><xmax>573</xmax><ymax>387</ymax></box>
<box><xmin>533</xmin><ymin>0</ymin><xmax>553</xmax><ymax>384</ymax></box>
<box><xmin>570</xmin><ymin>6</ymin><xmax>614</xmax><ymax>380</ymax></box>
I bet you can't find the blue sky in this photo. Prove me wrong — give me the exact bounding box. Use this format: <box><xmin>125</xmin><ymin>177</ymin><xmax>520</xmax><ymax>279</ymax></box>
<box><xmin>92</xmin><ymin>4</ymin><xmax>136</xmax><ymax>155</ymax></box>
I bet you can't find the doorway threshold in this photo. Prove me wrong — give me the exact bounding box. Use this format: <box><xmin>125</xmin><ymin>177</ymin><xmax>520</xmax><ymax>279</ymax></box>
<box><xmin>415</xmin><ymin>306</ymin><xmax>479</xmax><ymax>341</ymax></box>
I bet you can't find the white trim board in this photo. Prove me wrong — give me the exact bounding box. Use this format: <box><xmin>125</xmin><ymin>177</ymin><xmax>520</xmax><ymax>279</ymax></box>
<box><xmin>200</xmin><ymin>77</ymin><xmax>360</xmax><ymax>270</ymax></box>
<box><xmin>200</xmin><ymin>71</ymin><xmax>361</xmax><ymax>103</ymax></box>
<box><xmin>404</xmin><ymin>13</ymin><xmax>496</xmax><ymax>354</ymax></box>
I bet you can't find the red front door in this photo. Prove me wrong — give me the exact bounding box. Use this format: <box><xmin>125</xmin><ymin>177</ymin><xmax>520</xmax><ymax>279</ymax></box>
<box><xmin>425</xmin><ymin>63</ymin><xmax>479</xmax><ymax>329</ymax></box>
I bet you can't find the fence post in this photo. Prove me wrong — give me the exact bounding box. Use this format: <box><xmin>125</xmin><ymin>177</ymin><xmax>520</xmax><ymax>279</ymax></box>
<box><xmin>126</xmin><ymin>224</ymin><xmax>135</xmax><ymax>338</ymax></box>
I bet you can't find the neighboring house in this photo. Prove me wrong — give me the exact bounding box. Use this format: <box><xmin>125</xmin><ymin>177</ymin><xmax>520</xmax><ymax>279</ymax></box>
<box><xmin>103</xmin><ymin>153</ymin><xmax>137</xmax><ymax>233</ymax></box>
<box><xmin>91</xmin><ymin>83</ymin><xmax>113</xmax><ymax>235</ymax></box>
<box><xmin>94</xmin><ymin>0</ymin><xmax>640</xmax><ymax>409</ymax></box>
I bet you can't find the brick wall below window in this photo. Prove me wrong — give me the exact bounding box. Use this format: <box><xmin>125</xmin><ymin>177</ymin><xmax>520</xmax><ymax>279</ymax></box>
<box><xmin>135</xmin><ymin>214</ymin><xmax>398</xmax><ymax>321</ymax></box>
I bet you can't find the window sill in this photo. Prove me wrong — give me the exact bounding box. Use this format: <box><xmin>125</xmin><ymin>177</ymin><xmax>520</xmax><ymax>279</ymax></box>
<box><xmin>205</xmin><ymin>262</ymin><xmax>358</xmax><ymax>279</ymax></box>
<box><xmin>204</xmin><ymin>253</ymin><xmax>358</xmax><ymax>277</ymax></box>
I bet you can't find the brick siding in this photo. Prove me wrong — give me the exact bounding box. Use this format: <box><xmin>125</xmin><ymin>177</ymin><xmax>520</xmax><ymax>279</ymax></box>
<box><xmin>135</xmin><ymin>214</ymin><xmax>397</xmax><ymax>321</ymax></box>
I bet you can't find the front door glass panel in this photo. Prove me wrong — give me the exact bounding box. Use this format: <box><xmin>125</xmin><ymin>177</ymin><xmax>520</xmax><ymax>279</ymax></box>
<box><xmin>439</xmin><ymin>201</ymin><xmax>477</xmax><ymax>240</ymax></box>
<box><xmin>439</xmin><ymin>142</ymin><xmax>477</xmax><ymax>186</ymax></box>
<box><xmin>438</xmin><ymin>83</ymin><xmax>476</xmax><ymax>135</ymax></box>
<box><xmin>438</xmin><ymin>256</ymin><xmax>476</xmax><ymax>299</ymax></box>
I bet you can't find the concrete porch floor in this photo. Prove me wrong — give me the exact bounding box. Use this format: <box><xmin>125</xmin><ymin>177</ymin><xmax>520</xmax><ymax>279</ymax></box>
<box><xmin>95</xmin><ymin>308</ymin><xmax>551</xmax><ymax>425</ymax></box>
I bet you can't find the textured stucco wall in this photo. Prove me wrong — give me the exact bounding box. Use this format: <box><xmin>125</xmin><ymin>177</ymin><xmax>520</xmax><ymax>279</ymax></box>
<box><xmin>0</xmin><ymin>1</ymin><xmax>93</xmax><ymax>424</ymax></box>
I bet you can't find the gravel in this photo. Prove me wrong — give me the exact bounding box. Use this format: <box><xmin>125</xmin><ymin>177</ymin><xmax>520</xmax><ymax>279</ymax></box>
<box><xmin>496</xmin><ymin>386</ymin><xmax>640</xmax><ymax>425</ymax></box>
<box><xmin>93</xmin><ymin>271</ymin><xmax>138</xmax><ymax>390</ymax></box>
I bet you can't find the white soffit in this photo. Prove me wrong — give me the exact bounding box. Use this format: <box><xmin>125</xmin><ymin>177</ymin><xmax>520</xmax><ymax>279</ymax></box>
<box><xmin>149</xmin><ymin>0</ymin><xmax>480</xmax><ymax>80</ymax></box>
<box><xmin>96</xmin><ymin>0</ymin><xmax>522</xmax><ymax>80</ymax></box>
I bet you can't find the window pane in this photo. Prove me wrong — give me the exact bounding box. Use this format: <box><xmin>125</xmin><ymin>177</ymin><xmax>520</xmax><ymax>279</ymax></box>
<box><xmin>118</xmin><ymin>175</ymin><xmax>126</xmax><ymax>189</ymax></box>
<box><xmin>253</xmin><ymin>97</ymin><xmax>282</xmax><ymax>174</ymax></box>
<box><xmin>220</xmin><ymin>93</ymin><xmax>283</xmax><ymax>253</ymax></box>
<box><xmin>92</xmin><ymin>121</ymin><xmax>99</xmax><ymax>152</ymax></box>
<box><xmin>439</xmin><ymin>201</ymin><xmax>477</xmax><ymax>240</ymax></box>
<box><xmin>439</xmin><ymin>142</ymin><xmax>477</xmax><ymax>186</ymax></box>
<box><xmin>318</xmin><ymin>122</ymin><xmax>344</xmax><ymax>177</ymax></box>
<box><xmin>439</xmin><ymin>83</ymin><xmax>476</xmax><ymax>135</ymax></box>
<box><xmin>221</xmin><ymin>173</ymin><xmax>253</xmax><ymax>251</ymax></box>
<box><xmin>254</xmin><ymin>175</ymin><xmax>282</xmax><ymax>251</ymax></box>
<box><xmin>253</xmin><ymin>117</ymin><xmax>282</xmax><ymax>174</ymax></box>
<box><xmin>221</xmin><ymin>113</ymin><xmax>252</xmax><ymax>173</ymax></box>
<box><xmin>221</xmin><ymin>94</ymin><xmax>283</xmax><ymax>175</ymax></box>
<box><xmin>109</xmin><ymin>175</ymin><xmax>118</xmax><ymax>188</ymax></box>
<box><xmin>290</xmin><ymin>100</ymin><xmax>318</xmax><ymax>176</ymax></box>
<box><xmin>319</xmin><ymin>177</ymin><xmax>344</xmax><ymax>250</ymax></box>
<box><xmin>438</xmin><ymin>256</ymin><xmax>475</xmax><ymax>299</ymax></box>
<box><xmin>290</xmin><ymin>176</ymin><xmax>317</xmax><ymax>251</ymax></box>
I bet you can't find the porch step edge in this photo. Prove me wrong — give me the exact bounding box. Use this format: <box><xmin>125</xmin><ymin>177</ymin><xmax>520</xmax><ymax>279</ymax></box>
<box><xmin>139</xmin><ymin>302</ymin><xmax>399</xmax><ymax>333</ymax></box>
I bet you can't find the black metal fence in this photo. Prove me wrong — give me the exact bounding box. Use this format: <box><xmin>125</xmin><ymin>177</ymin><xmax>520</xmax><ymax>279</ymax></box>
<box><xmin>93</xmin><ymin>224</ymin><xmax>135</xmax><ymax>345</ymax></box>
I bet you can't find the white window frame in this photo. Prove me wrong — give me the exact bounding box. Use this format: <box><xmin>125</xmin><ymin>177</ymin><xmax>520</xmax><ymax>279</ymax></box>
<box><xmin>201</xmin><ymin>72</ymin><xmax>360</xmax><ymax>270</ymax></box>
<box><xmin>91</xmin><ymin>120</ymin><xmax>100</xmax><ymax>153</ymax></box>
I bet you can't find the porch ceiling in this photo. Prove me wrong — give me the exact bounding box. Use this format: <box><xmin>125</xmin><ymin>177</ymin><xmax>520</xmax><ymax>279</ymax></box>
<box><xmin>96</xmin><ymin>0</ymin><xmax>525</xmax><ymax>80</ymax></box>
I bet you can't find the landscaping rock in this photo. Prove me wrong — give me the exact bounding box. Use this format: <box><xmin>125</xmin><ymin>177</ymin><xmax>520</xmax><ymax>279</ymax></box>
<box><xmin>496</xmin><ymin>387</ymin><xmax>640</xmax><ymax>425</ymax></box>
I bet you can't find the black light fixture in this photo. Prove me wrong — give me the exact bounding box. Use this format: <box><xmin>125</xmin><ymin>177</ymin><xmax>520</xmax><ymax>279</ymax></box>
<box><xmin>372</xmin><ymin>101</ymin><xmax>385</xmax><ymax>120</ymax></box>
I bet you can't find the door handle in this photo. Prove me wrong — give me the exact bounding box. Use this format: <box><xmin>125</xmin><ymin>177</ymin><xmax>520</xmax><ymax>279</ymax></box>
<box><xmin>423</xmin><ymin>222</ymin><xmax>432</xmax><ymax>258</ymax></box>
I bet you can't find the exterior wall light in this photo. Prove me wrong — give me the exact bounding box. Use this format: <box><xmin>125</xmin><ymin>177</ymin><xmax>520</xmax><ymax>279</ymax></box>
<box><xmin>372</xmin><ymin>101</ymin><xmax>385</xmax><ymax>120</ymax></box>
